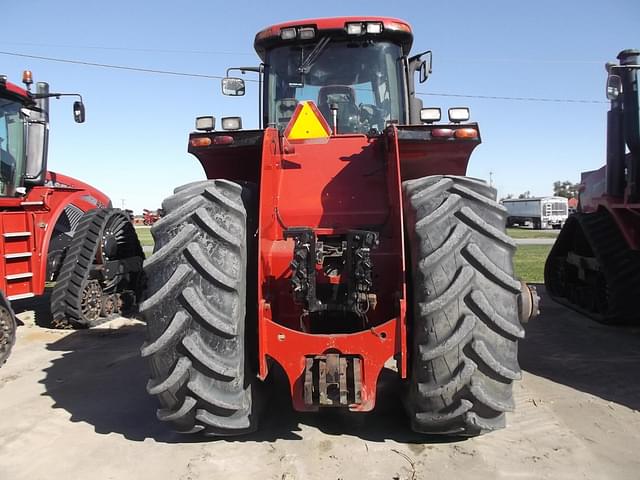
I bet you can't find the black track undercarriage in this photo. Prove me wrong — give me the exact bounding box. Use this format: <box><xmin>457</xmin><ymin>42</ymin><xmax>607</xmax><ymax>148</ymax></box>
<box><xmin>51</xmin><ymin>208</ymin><xmax>145</xmax><ymax>328</ymax></box>
<box><xmin>544</xmin><ymin>211</ymin><xmax>640</xmax><ymax>323</ymax></box>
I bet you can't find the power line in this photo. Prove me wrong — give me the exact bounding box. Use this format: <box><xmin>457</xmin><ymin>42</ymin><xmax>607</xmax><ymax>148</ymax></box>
<box><xmin>0</xmin><ymin>41</ymin><xmax>255</xmax><ymax>57</ymax></box>
<box><xmin>0</xmin><ymin>50</ymin><xmax>226</xmax><ymax>80</ymax></box>
<box><xmin>416</xmin><ymin>91</ymin><xmax>607</xmax><ymax>104</ymax></box>
<box><xmin>1</xmin><ymin>42</ymin><xmax>604</xmax><ymax>64</ymax></box>
<box><xmin>0</xmin><ymin>50</ymin><xmax>607</xmax><ymax>104</ymax></box>
<box><xmin>444</xmin><ymin>58</ymin><xmax>602</xmax><ymax>65</ymax></box>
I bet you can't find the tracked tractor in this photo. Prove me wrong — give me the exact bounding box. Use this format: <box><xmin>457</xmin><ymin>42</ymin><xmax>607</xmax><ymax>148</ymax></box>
<box><xmin>0</xmin><ymin>71</ymin><xmax>144</xmax><ymax>364</ymax></box>
<box><xmin>545</xmin><ymin>50</ymin><xmax>640</xmax><ymax>324</ymax></box>
<box><xmin>141</xmin><ymin>17</ymin><xmax>537</xmax><ymax>437</ymax></box>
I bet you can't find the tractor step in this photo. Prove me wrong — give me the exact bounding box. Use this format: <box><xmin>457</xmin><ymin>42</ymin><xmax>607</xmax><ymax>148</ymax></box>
<box><xmin>303</xmin><ymin>354</ymin><xmax>362</xmax><ymax>407</ymax></box>
<box><xmin>3</xmin><ymin>231</ymin><xmax>31</xmax><ymax>238</ymax></box>
<box><xmin>4</xmin><ymin>252</ymin><xmax>32</xmax><ymax>259</ymax></box>
<box><xmin>5</xmin><ymin>272</ymin><xmax>33</xmax><ymax>280</ymax></box>
<box><xmin>7</xmin><ymin>292</ymin><xmax>35</xmax><ymax>301</ymax></box>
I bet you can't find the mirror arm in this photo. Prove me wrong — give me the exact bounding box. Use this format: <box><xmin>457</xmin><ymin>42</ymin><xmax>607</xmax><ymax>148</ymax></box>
<box><xmin>408</xmin><ymin>50</ymin><xmax>433</xmax><ymax>83</ymax></box>
<box><xmin>224</xmin><ymin>66</ymin><xmax>264</xmax><ymax>126</ymax></box>
<box><xmin>32</xmin><ymin>92</ymin><xmax>84</xmax><ymax>103</ymax></box>
<box><xmin>226</xmin><ymin>66</ymin><xmax>262</xmax><ymax>77</ymax></box>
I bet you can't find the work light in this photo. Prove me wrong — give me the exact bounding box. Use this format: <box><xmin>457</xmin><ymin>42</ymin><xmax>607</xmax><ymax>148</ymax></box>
<box><xmin>448</xmin><ymin>107</ymin><xmax>470</xmax><ymax>123</ymax></box>
<box><xmin>221</xmin><ymin>116</ymin><xmax>242</xmax><ymax>131</ymax></box>
<box><xmin>420</xmin><ymin>108</ymin><xmax>441</xmax><ymax>123</ymax></box>
<box><xmin>195</xmin><ymin>116</ymin><xmax>215</xmax><ymax>131</ymax></box>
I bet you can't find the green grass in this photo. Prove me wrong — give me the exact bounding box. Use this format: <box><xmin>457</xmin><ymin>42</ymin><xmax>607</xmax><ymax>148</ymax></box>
<box><xmin>136</xmin><ymin>225</ymin><xmax>549</xmax><ymax>283</ymax></box>
<box><xmin>135</xmin><ymin>226</ymin><xmax>154</xmax><ymax>248</ymax></box>
<box><xmin>513</xmin><ymin>244</ymin><xmax>552</xmax><ymax>283</ymax></box>
<box><xmin>507</xmin><ymin>228</ymin><xmax>559</xmax><ymax>239</ymax></box>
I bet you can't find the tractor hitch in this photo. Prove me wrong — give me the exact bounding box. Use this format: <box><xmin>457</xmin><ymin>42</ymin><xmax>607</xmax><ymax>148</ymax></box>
<box><xmin>303</xmin><ymin>354</ymin><xmax>363</xmax><ymax>407</ymax></box>
<box><xmin>285</xmin><ymin>228</ymin><xmax>379</xmax><ymax>315</ymax></box>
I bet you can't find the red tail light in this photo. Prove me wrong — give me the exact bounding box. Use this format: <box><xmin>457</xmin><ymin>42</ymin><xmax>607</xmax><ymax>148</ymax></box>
<box><xmin>431</xmin><ymin>128</ymin><xmax>454</xmax><ymax>138</ymax></box>
<box><xmin>212</xmin><ymin>136</ymin><xmax>234</xmax><ymax>145</ymax></box>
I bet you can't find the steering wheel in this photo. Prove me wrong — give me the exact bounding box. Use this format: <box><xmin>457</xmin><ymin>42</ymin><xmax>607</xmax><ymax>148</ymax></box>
<box><xmin>358</xmin><ymin>103</ymin><xmax>385</xmax><ymax>132</ymax></box>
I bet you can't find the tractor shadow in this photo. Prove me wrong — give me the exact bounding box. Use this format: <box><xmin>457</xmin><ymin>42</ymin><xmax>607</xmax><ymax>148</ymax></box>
<box><xmin>39</xmin><ymin>286</ymin><xmax>640</xmax><ymax>444</ymax></box>
<box><xmin>11</xmin><ymin>288</ymin><xmax>55</xmax><ymax>328</ymax></box>
<box><xmin>39</xmin><ymin>323</ymin><xmax>456</xmax><ymax>445</ymax></box>
<box><xmin>40</xmin><ymin>324</ymin><xmax>174</xmax><ymax>441</ymax></box>
<box><xmin>519</xmin><ymin>285</ymin><xmax>640</xmax><ymax>411</ymax></box>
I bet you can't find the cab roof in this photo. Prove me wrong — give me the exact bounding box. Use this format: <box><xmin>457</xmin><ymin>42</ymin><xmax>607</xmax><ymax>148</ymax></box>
<box><xmin>254</xmin><ymin>16</ymin><xmax>414</xmax><ymax>60</ymax></box>
<box><xmin>0</xmin><ymin>77</ymin><xmax>33</xmax><ymax>105</ymax></box>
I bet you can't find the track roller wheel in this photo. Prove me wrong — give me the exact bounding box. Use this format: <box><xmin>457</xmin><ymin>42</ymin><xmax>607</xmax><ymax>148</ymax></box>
<box><xmin>140</xmin><ymin>179</ymin><xmax>258</xmax><ymax>436</ymax></box>
<box><xmin>402</xmin><ymin>175</ymin><xmax>523</xmax><ymax>437</ymax></box>
<box><xmin>0</xmin><ymin>291</ymin><xmax>17</xmax><ymax>367</ymax></box>
<box><xmin>50</xmin><ymin>208</ymin><xmax>144</xmax><ymax>328</ymax></box>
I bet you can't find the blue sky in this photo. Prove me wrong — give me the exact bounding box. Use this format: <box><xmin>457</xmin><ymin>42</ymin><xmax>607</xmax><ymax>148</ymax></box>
<box><xmin>2</xmin><ymin>0</ymin><xmax>638</xmax><ymax>212</ymax></box>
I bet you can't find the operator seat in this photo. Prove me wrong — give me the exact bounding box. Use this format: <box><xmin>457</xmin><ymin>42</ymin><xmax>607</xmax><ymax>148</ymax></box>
<box><xmin>275</xmin><ymin>98</ymin><xmax>298</xmax><ymax>127</ymax></box>
<box><xmin>317</xmin><ymin>85</ymin><xmax>359</xmax><ymax>133</ymax></box>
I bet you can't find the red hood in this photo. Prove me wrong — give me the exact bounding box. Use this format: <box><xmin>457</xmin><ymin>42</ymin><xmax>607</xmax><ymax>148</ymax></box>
<box><xmin>46</xmin><ymin>171</ymin><xmax>112</xmax><ymax>207</ymax></box>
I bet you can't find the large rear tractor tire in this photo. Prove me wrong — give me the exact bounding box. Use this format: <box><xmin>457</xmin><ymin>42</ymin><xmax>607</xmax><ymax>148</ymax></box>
<box><xmin>50</xmin><ymin>208</ymin><xmax>144</xmax><ymax>328</ymax></box>
<box><xmin>403</xmin><ymin>175</ymin><xmax>524</xmax><ymax>436</ymax></box>
<box><xmin>140</xmin><ymin>179</ymin><xmax>258</xmax><ymax>435</ymax></box>
<box><xmin>0</xmin><ymin>292</ymin><xmax>17</xmax><ymax>367</ymax></box>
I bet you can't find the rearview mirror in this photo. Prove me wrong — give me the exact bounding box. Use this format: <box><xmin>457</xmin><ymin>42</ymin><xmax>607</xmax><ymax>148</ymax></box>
<box><xmin>606</xmin><ymin>74</ymin><xmax>622</xmax><ymax>100</ymax></box>
<box><xmin>222</xmin><ymin>77</ymin><xmax>246</xmax><ymax>96</ymax></box>
<box><xmin>73</xmin><ymin>101</ymin><xmax>85</xmax><ymax>123</ymax></box>
<box><xmin>419</xmin><ymin>51</ymin><xmax>432</xmax><ymax>83</ymax></box>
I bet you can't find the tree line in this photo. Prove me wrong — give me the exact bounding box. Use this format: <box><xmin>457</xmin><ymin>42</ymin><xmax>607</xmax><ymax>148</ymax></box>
<box><xmin>501</xmin><ymin>180</ymin><xmax>580</xmax><ymax>200</ymax></box>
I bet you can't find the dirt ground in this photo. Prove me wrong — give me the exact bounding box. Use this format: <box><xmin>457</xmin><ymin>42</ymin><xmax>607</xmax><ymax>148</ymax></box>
<box><xmin>0</xmin><ymin>288</ymin><xmax>639</xmax><ymax>480</ymax></box>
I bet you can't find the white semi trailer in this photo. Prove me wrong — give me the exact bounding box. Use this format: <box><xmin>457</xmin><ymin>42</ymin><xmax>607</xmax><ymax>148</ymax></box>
<box><xmin>502</xmin><ymin>197</ymin><xmax>569</xmax><ymax>229</ymax></box>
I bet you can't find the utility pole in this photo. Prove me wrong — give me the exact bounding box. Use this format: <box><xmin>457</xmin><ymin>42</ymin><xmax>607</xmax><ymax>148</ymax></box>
<box><xmin>489</xmin><ymin>171</ymin><xmax>494</xmax><ymax>188</ymax></box>
<box><xmin>121</xmin><ymin>198</ymin><xmax>125</xmax><ymax>210</ymax></box>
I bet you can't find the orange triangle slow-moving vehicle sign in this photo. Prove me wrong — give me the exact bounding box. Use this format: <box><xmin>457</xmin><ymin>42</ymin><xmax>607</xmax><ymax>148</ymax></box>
<box><xmin>283</xmin><ymin>101</ymin><xmax>332</xmax><ymax>143</ymax></box>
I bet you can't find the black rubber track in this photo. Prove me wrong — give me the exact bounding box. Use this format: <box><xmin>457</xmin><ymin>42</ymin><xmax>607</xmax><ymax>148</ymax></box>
<box><xmin>50</xmin><ymin>208</ymin><xmax>144</xmax><ymax>328</ymax></box>
<box><xmin>0</xmin><ymin>291</ymin><xmax>17</xmax><ymax>367</ymax></box>
<box><xmin>544</xmin><ymin>210</ymin><xmax>640</xmax><ymax>324</ymax></box>
<box><xmin>402</xmin><ymin>175</ymin><xmax>523</xmax><ymax>437</ymax></box>
<box><xmin>140</xmin><ymin>179</ymin><xmax>257</xmax><ymax>435</ymax></box>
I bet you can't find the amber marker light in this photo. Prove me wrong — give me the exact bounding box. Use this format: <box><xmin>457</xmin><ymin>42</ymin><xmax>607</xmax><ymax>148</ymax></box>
<box><xmin>190</xmin><ymin>137</ymin><xmax>212</xmax><ymax>147</ymax></box>
<box><xmin>386</xmin><ymin>21</ymin><xmax>411</xmax><ymax>33</ymax></box>
<box><xmin>454</xmin><ymin>128</ymin><xmax>479</xmax><ymax>139</ymax></box>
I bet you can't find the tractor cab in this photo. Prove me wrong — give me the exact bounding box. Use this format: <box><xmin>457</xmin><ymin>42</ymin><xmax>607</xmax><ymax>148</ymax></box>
<box><xmin>0</xmin><ymin>94</ymin><xmax>26</xmax><ymax>196</ymax></box>
<box><xmin>0</xmin><ymin>72</ymin><xmax>85</xmax><ymax>198</ymax></box>
<box><xmin>220</xmin><ymin>17</ymin><xmax>432</xmax><ymax>133</ymax></box>
<box><xmin>259</xmin><ymin>21</ymin><xmax>411</xmax><ymax>134</ymax></box>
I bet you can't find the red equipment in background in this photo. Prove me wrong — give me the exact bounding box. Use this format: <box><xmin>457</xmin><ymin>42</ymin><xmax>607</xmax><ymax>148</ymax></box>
<box><xmin>141</xmin><ymin>17</ymin><xmax>537</xmax><ymax>438</ymax></box>
<box><xmin>142</xmin><ymin>208</ymin><xmax>163</xmax><ymax>225</ymax></box>
<box><xmin>545</xmin><ymin>50</ymin><xmax>640</xmax><ymax>323</ymax></box>
<box><xmin>0</xmin><ymin>72</ymin><xmax>144</xmax><ymax>366</ymax></box>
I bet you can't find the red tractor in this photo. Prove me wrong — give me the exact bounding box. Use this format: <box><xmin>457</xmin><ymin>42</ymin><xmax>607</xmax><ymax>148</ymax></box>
<box><xmin>142</xmin><ymin>208</ymin><xmax>163</xmax><ymax>226</ymax></box>
<box><xmin>545</xmin><ymin>49</ymin><xmax>640</xmax><ymax>323</ymax></box>
<box><xmin>141</xmin><ymin>17</ymin><xmax>537</xmax><ymax>437</ymax></box>
<box><xmin>0</xmin><ymin>72</ymin><xmax>144</xmax><ymax>365</ymax></box>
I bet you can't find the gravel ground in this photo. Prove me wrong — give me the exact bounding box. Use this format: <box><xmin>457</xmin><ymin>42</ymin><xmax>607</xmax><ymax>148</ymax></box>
<box><xmin>0</xmin><ymin>288</ymin><xmax>639</xmax><ymax>480</ymax></box>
